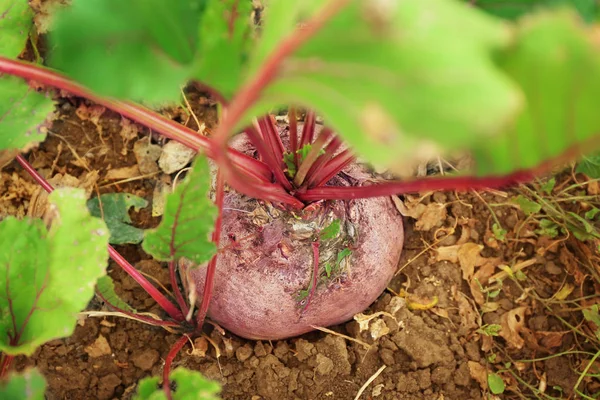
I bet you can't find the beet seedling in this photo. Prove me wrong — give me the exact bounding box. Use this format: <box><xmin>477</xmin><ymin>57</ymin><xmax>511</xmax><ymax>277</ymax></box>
<box><xmin>2</xmin><ymin>0</ymin><xmax>600</xmax><ymax>398</ymax></box>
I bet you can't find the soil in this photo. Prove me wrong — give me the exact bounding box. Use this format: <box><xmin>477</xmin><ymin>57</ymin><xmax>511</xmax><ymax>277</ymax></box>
<box><xmin>3</xmin><ymin>93</ymin><xmax>600</xmax><ymax>399</ymax></box>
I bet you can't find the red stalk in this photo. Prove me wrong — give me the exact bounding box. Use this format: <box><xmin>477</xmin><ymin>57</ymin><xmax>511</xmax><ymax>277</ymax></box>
<box><xmin>0</xmin><ymin>57</ymin><xmax>272</xmax><ymax>183</ymax></box>
<box><xmin>298</xmin><ymin>170</ymin><xmax>538</xmax><ymax>201</ymax></box>
<box><xmin>299</xmin><ymin>111</ymin><xmax>317</xmax><ymax>148</ymax></box>
<box><xmin>260</xmin><ymin>115</ymin><xmax>286</xmax><ymax>164</ymax></box>
<box><xmin>311</xmin><ymin>149</ymin><xmax>355</xmax><ymax>187</ymax></box>
<box><xmin>303</xmin><ymin>135</ymin><xmax>342</xmax><ymax>188</ymax></box>
<box><xmin>0</xmin><ymin>354</ymin><xmax>14</xmax><ymax>378</ymax></box>
<box><xmin>289</xmin><ymin>108</ymin><xmax>299</xmax><ymax>166</ymax></box>
<box><xmin>162</xmin><ymin>335</ymin><xmax>189</xmax><ymax>400</ymax></box>
<box><xmin>195</xmin><ymin>169</ymin><xmax>225</xmax><ymax>328</ymax></box>
<box><xmin>15</xmin><ymin>154</ymin><xmax>185</xmax><ymax>322</ymax></box>
<box><xmin>169</xmin><ymin>260</ymin><xmax>189</xmax><ymax>318</ymax></box>
<box><xmin>293</xmin><ymin>127</ymin><xmax>333</xmax><ymax>186</ymax></box>
<box><xmin>245</xmin><ymin>125</ymin><xmax>292</xmax><ymax>190</ymax></box>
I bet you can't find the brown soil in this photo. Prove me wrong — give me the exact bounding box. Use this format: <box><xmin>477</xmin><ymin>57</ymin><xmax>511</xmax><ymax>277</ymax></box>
<box><xmin>4</xmin><ymin>93</ymin><xmax>600</xmax><ymax>399</ymax></box>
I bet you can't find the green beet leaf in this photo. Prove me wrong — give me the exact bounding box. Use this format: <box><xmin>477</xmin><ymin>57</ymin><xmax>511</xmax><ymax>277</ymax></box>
<box><xmin>242</xmin><ymin>0</ymin><xmax>521</xmax><ymax>174</ymax></box>
<box><xmin>0</xmin><ymin>369</ymin><xmax>46</xmax><ymax>400</ymax></box>
<box><xmin>469</xmin><ymin>0</ymin><xmax>599</xmax><ymax>22</ymax></box>
<box><xmin>0</xmin><ymin>0</ymin><xmax>55</xmax><ymax>151</ymax></box>
<box><xmin>577</xmin><ymin>154</ymin><xmax>600</xmax><ymax>178</ymax></box>
<box><xmin>473</xmin><ymin>11</ymin><xmax>600</xmax><ymax>176</ymax></box>
<box><xmin>0</xmin><ymin>188</ymin><xmax>109</xmax><ymax>355</ymax></box>
<box><xmin>143</xmin><ymin>155</ymin><xmax>217</xmax><ymax>264</ymax></box>
<box><xmin>0</xmin><ymin>0</ymin><xmax>32</xmax><ymax>58</ymax></box>
<box><xmin>487</xmin><ymin>372</ymin><xmax>506</xmax><ymax>394</ymax></box>
<box><xmin>134</xmin><ymin>367</ymin><xmax>221</xmax><ymax>400</ymax></box>
<box><xmin>193</xmin><ymin>0</ymin><xmax>254</xmax><ymax>100</ymax></box>
<box><xmin>96</xmin><ymin>275</ymin><xmax>136</xmax><ymax>313</ymax></box>
<box><xmin>49</xmin><ymin>0</ymin><xmax>207</xmax><ymax>104</ymax></box>
<box><xmin>87</xmin><ymin>193</ymin><xmax>148</xmax><ymax>245</ymax></box>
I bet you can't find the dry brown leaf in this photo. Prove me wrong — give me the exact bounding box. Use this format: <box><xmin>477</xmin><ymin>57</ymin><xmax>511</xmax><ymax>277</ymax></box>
<box><xmin>468</xmin><ymin>361</ymin><xmax>488</xmax><ymax>390</ymax></box>
<box><xmin>471</xmin><ymin>261</ymin><xmax>498</xmax><ymax>305</ymax></box>
<box><xmin>105</xmin><ymin>165</ymin><xmax>141</xmax><ymax>181</ymax></box>
<box><xmin>394</xmin><ymin>195</ymin><xmax>446</xmax><ymax>231</ymax></box>
<box><xmin>370</xmin><ymin>319</ymin><xmax>390</xmax><ymax>340</ymax></box>
<box><xmin>454</xmin><ymin>290</ymin><xmax>479</xmax><ymax>331</ymax></box>
<box><xmin>499</xmin><ymin>307</ymin><xmax>528</xmax><ymax>349</ymax></box>
<box><xmin>133</xmin><ymin>139</ymin><xmax>162</xmax><ymax>174</ymax></box>
<box><xmin>588</xmin><ymin>180</ymin><xmax>599</xmax><ymax>195</ymax></box>
<box><xmin>159</xmin><ymin>141</ymin><xmax>196</xmax><ymax>174</ymax></box>
<box><xmin>120</xmin><ymin>118</ymin><xmax>140</xmax><ymax>156</ymax></box>
<box><xmin>537</xmin><ymin>331</ymin><xmax>566</xmax><ymax>349</ymax></box>
<box><xmin>76</xmin><ymin>103</ymin><xmax>106</xmax><ymax>132</ymax></box>
<box><xmin>189</xmin><ymin>336</ymin><xmax>209</xmax><ymax>358</ymax></box>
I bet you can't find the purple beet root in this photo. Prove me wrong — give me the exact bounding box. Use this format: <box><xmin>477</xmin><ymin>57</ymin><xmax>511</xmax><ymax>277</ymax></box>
<box><xmin>183</xmin><ymin>128</ymin><xmax>404</xmax><ymax>340</ymax></box>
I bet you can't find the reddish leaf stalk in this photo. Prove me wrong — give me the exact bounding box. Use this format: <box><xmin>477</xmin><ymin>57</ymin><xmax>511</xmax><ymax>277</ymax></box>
<box><xmin>162</xmin><ymin>334</ymin><xmax>189</xmax><ymax>400</ymax></box>
<box><xmin>289</xmin><ymin>108</ymin><xmax>299</xmax><ymax>166</ymax></box>
<box><xmin>245</xmin><ymin>124</ymin><xmax>292</xmax><ymax>190</ymax></box>
<box><xmin>298</xmin><ymin>170</ymin><xmax>538</xmax><ymax>201</ymax></box>
<box><xmin>303</xmin><ymin>135</ymin><xmax>342</xmax><ymax>188</ymax></box>
<box><xmin>299</xmin><ymin>111</ymin><xmax>317</xmax><ymax>148</ymax></box>
<box><xmin>259</xmin><ymin>115</ymin><xmax>286</xmax><ymax>167</ymax></box>
<box><xmin>311</xmin><ymin>149</ymin><xmax>355</xmax><ymax>187</ymax></box>
<box><xmin>15</xmin><ymin>154</ymin><xmax>185</xmax><ymax>322</ymax></box>
<box><xmin>301</xmin><ymin>242</ymin><xmax>320</xmax><ymax>314</ymax></box>
<box><xmin>294</xmin><ymin>127</ymin><xmax>333</xmax><ymax>186</ymax></box>
<box><xmin>169</xmin><ymin>261</ymin><xmax>189</xmax><ymax>318</ymax></box>
<box><xmin>195</xmin><ymin>169</ymin><xmax>225</xmax><ymax>328</ymax></box>
<box><xmin>0</xmin><ymin>354</ymin><xmax>14</xmax><ymax>379</ymax></box>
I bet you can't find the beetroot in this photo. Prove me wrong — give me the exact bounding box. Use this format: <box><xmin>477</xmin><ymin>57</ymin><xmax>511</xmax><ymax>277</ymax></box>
<box><xmin>183</xmin><ymin>125</ymin><xmax>404</xmax><ymax>340</ymax></box>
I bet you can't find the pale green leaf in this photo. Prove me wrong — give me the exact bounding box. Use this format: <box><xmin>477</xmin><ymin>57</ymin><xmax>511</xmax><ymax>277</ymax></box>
<box><xmin>511</xmin><ymin>195</ymin><xmax>542</xmax><ymax>215</ymax></box>
<box><xmin>243</xmin><ymin>0</ymin><xmax>520</xmax><ymax>173</ymax></box>
<box><xmin>87</xmin><ymin>193</ymin><xmax>148</xmax><ymax>245</ymax></box>
<box><xmin>0</xmin><ymin>369</ymin><xmax>46</xmax><ymax>400</ymax></box>
<box><xmin>474</xmin><ymin>11</ymin><xmax>600</xmax><ymax>175</ymax></box>
<box><xmin>577</xmin><ymin>154</ymin><xmax>600</xmax><ymax>178</ymax></box>
<box><xmin>143</xmin><ymin>156</ymin><xmax>217</xmax><ymax>264</ymax></box>
<box><xmin>488</xmin><ymin>372</ymin><xmax>506</xmax><ymax>394</ymax></box>
<box><xmin>0</xmin><ymin>0</ymin><xmax>32</xmax><ymax>58</ymax></box>
<box><xmin>0</xmin><ymin>188</ymin><xmax>109</xmax><ymax>355</ymax></box>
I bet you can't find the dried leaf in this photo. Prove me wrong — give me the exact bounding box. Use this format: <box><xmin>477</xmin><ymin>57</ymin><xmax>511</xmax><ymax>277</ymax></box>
<box><xmin>104</xmin><ymin>165</ymin><xmax>140</xmax><ymax>181</ymax></box>
<box><xmin>393</xmin><ymin>195</ymin><xmax>446</xmax><ymax>231</ymax></box>
<box><xmin>370</xmin><ymin>319</ymin><xmax>390</xmax><ymax>340</ymax></box>
<box><xmin>133</xmin><ymin>139</ymin><xmax>162</xmax><ymax>174</ymax></box>
<box><xmin>158</xmin><ymin>141</ymin><xmax>196</xmax><ymax>174</ymax></box>
<box><xmin>499</xmin><ymin>307</ymin><xmax>528</xmax><ymax>349</ymax></box>
<box><xmin>468</xmin><ymin>361</ymin><xmax>488</xmax><ymax>390</ymax></box>
<box><xmin>119</xmin><ymin>118</ymin><xmax>139</xmax><ymax>155</ymax></box>
<box><xmin>189</xmin><ymin>337</ymin><xmax>208</xmax><ymax>358</ymax></box>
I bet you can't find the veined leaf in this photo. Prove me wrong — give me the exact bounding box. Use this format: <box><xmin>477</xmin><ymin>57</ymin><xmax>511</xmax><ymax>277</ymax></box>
<box><xmin>0</xmin><ymin>369</ymin><xmax>46</xmax><ymax>400</ymax></box>
<box><xmin>134</xmin><ymin>367</ymin><xmax>221</xmax><ymax>400</ymax></box>
<box><xmin>577</xmin><ymin>154</ymin><xmax>600</xmax><ymax>178</ymax></box>
<box><xmin>0</xmin><ymin>188</ymin><xmax>109</xmax><ymax>355</ymax></box>
<box><xmin>0</xmin><ymin>0</ymin><xmax>55</xmax><ymax>151</ymax></box>
<box><xmin>87</xmin><ymin>193</ymin><xmax>148</xmax><ymax>245</ymax></box>
<box><xmin>242</xmin><ymin>0</ymin><xmax>521</xmax><ymax>174</ymax></box>
<box><xmin>473</xmin><ymin>11</ymin><xmax>600</xmax><ymax>175</ymax></box>
<box><xmin>49</xmin><ymin>0</ymin><xmax>208</xmax><ymax>104</ymax></box>
<box><xmin>96</xmin><ymin>276</ymin><xmax>136</xmax><ymax>313</ymax></box>
<box><xmin>193</xmin><ymin>0</ymin><xmax>254</xmax><ymax>99</ymax></box>
<box><xmin>143</xmin><ymin>156</ymin><xmax>217</xmax><ymax>264</ymax></box>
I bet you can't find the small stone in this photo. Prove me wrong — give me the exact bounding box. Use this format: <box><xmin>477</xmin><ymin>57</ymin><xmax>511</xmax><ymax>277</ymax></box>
<box><xmin>133</xmin><ymin>139</ymin><xmax>162</xmax><ymax>174</ymax></box>
<box><xmin>131</xmin><ymin>349</ymin><xmax>160</xmax><ymax>371</ymax></box>
<box><xmin>254</xmin><ymin>341</ymin><xmax>267</xmax><ymax>357</ymax></box>
<box><xmin>236</xmin><ymin>344</ymin><xmax>253</xmax><ymax>362</ymax></box>
<box><xmin>158</xmin><ymin>141</ymin><xmax>196</xmax><ymax>174</ymax></box>
<box><xmin>314</xmin><ymin>354</ymin><xmax>334</xmax><ymax>376</ymax></box>
<box><xmin>84</xmin><ymin>335</ymin><xmax>112</xmax><ymax>358</ymax></box>
<box><xmin>545</xmin><ymin>261</ymin><xmax>563</xmax><ymax>275</ymax></box>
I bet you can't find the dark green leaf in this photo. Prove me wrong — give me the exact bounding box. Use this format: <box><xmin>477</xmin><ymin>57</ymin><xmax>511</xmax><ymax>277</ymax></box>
<box><xmin>134</xmin><ymin>367</ymin><xmax>221</xmax><ymax>400</ymax></box>
<box><xmin>96</xmin><ymin>276</ymin><xmax>136</xmax><ymax>313</ymax></box>
<box><xmin>283</xmin><ymin>151</ymin><xmax>297</xmax><ymax>178</ymax></box>
<box><xmin>143</xmin><ymin>156</ymin><xmax>217</xmax><ymax>264</ymax></box>
<box><xmin>0</xmin><ymin>188</ymin><xmax>109</xmax><ymax>355</ymax></box>
<box><xmin>487</xmin><ymin>372</ymin><xmax>506</xmax><ymax>394</ymax></box>
<box><xmin>87</xmin><ymin>193</ymin><xmax>148</xmax><ymax>245</ymax></box>
<box><xmin>0</xmin><ymin>369</ymin><xmax>46</xmax><ymax>400</ymax></box>
<box><xmin>576</xmin><ymin>154</ymin><xmax>600</xmax><ymax>178</ymax></box>
<box><xmin>474</xmin><ymin>11</ymin><xmax>600</xmax><ymax>175</ymax></box>
<box><xmin>49</xmin><ymin>0</ymin><xmax>207</xmax><ymax>104</ymax></box>
<box><xmin>242</xmin><ymin>0</ymin><xmax>519</xmax><ymax>174</ymax></box>
<box><xmin>511</xmin><ymin>195</ymin><xmax>542</xmax><ymax>215</ymax></box>
<box><xmin>320</xmin><ymin>219</ymin><xmax>340</xmax><ymax>240</ymax></box>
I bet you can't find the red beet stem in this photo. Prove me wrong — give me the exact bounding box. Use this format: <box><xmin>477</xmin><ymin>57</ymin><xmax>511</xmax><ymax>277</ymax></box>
<box><xmin>311</xmin><ymin>149</ymin><xmax>355</xmax><ymax>187</ymax></box>
<box><xmin>289</xmin><ymin>108</ymin><xmax>299</xmax><ymax>166</ymax></box>
<box><xmin>294</xmin><ymin>127</ymin><xmax>334</xmax><ymax>186</ymax></box>
<box><xmin>299</xmin><ymin>110</ymin><xmax>317</xmax><ymax>148</ymax></box>
<box><xmin>162</xmin><ymin>335</ymin><xmax>189</xmax><ymax>400</ymax></box>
